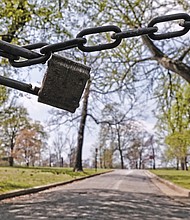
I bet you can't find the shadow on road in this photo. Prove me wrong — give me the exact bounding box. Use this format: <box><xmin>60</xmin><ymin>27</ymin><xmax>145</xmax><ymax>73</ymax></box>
<box><xmin>0</xmin><ymin>188</ymin><xmax>189</xmax><ymax>220</ymax></box>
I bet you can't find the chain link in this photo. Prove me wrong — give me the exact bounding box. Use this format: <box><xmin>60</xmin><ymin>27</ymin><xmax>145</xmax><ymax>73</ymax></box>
<box><xmin>76</xmin><ymin>25</ymin><xmax>122</xmax><ymax>52</ymax></box>
<box><xmin>111</xmin><ymin>27</ymin><xmax>158</xmax><ymax>39</ymax></box>
<box><xmin>0</xmin><ymin>40</ymin><xmax>41</xmax><ymax>59</ymax></box>
<box><xmin>0</xmin><ymin>75</ymin><xmax>39</xmax><ymax>95</ymax></box>
<box><xmin>0</xmin><ymin>13</ymin><xmax>189</xmax><ymax>68</ymax></box>
<box><xmin>40</xmin><ymin>38</ymin><xmax>86</xmax><ymax>54</ymax></box>
<box><xmin>180</xmin><ymin>20</ymin><xmax>190</xmax><ymax>28</ymax></box>
<box><xmin>148</xmin><ymin>13</ymin><xmax>190</xmax><ymax>40</ymax></box>
<box><xmin>9</xmin><ymin>43</ymin><xmax>51</xmax><ymax>67</ymax></box>
<box><xmin>0</xmin><ymin>50</ymin><xmax>19</xmax><ymax>60</ymax></box>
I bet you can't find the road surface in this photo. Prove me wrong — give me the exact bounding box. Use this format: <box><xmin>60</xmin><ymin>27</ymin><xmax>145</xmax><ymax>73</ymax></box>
<box><xmin>0</xmin><ymin>169</ymin><xmax>190</xmax><ymax>219</ymax></box>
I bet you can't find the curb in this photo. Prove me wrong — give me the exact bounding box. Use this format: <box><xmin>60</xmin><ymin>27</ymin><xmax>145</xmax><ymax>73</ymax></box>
<box><xmin>146</xmin><ymin>170</ymin><xmax>190</xmax><ymax>197</ymax></box>
<box><xmin>0</xmin><ymin>170</ymin><xmax>113</xmax><ymax>201</ymax></box>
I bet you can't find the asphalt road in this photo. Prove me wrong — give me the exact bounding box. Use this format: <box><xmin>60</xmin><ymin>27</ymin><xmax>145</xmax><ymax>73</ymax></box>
<box><xmin>0</xmin><ymin>169</ymin><xmax>190</xmax><ymax>220</ymax></box>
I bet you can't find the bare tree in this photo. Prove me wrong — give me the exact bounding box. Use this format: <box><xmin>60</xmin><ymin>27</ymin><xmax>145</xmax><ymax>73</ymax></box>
<box><xmin>53</xmin><ymin>132</ymin><xmax>68</xmax><ymax>167</ymax></box>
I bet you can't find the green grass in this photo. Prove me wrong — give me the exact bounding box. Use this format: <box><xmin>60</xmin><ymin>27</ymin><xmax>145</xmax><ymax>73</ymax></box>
<box><xmin>0</xmin><ymin>167</ymin><xmax>108</xmax><ymax>194</ymax></box>
<box><xmin>150</xmin><ymin>169</ymin><xmax>190</xmax><ymax>189</ymax></box>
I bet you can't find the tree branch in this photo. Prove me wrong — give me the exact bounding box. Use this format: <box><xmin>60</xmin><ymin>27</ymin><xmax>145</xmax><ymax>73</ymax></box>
<box><xmin>142</xmin><ymin>35</ymin><xmax>190</xmax><ymax>83</ymax></box>
<box><xmin>179</xmin><ymin>47</ymin><xmax>190</xmax><ymax>61</ymax></box>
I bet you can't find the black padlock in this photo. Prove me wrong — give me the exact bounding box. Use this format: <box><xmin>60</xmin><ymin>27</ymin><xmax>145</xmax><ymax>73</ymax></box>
<box><xmin>38</xmin><ymin>54</ymin><xmax>91</xmax><ymax>113</ymax></box>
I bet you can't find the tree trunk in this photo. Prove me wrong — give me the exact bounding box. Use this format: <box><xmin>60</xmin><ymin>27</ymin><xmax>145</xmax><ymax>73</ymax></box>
<box><xmin>176</xmin><ymin>158</ymin><xmax>179</xmax><ymax>170</ymax></box>
<box><xmin>180</xmin><ymin>157</ymin><xmax>187</xmax><ymax>170</ymax></box>
<box><xmin>139</xmin><ymin>150</ymin><xmax>143</xmax><ymax>169</ymax></box>
<box><xmin>152</xmin><ymin>158</ymin><xmax>156</xmax><ymax>170</ymax></box>
<box><xmin>103</xmin><ymin>149</ymin><xmax>106</xmax><ymax>168</ymax></box>
<box><xmin>9</xmin><ymin>155</ymin><xmax>14</xmax><ymax>167</ymax></box>
<box><xmin>49</xmin><ymin>154</ymin><xmax>52</xmax><ymax>167</ymax></box>
<box><xmin>185</xmin><ymin>157</ymin><xmax>188</xmax><ymax>171</ymax></box>
<box><xmin>135</xmin><ymin>161</ymin><xmax>138</xmax><ymax>169</ymax></box>
<box><xmin>152</xmin><ymin>145</ymin><xmax>156</xmax><ymax>169</ymax></box>
<box><xmin>180</xmin><ymin>157</ymin><xmax>188</xmax><ymax>170</ymax></box>
<box><xmin>60</xmin><ymin>157</ymin><xmax>64</xmax><ymax>167</ymax></box>
<box><xmin>117</xmin><ymin>130</ymin><xmax>124</xmax><ymax>169</ymax></box>
<box><xmin>73</xmin><ymin>79</ymin><xmax>91</xmax><ymax>172</ymax></box>
<box><xmin>142</xmin><ymin>36</ymin><xmax>190</xmax><ymax>83</ymax></box>
<box><xmin>9</xmin><ymin>139</ymin><xmax>14</xmax><ymax>167</ymax></box>
<box><xmin>119</xmin><ymin>149</ymin><xmax>124</xmax><ymax>169</ymax></box>
<box><xmin>181</xmin><ymin>161</ymin><xmax>185</xmax><ymax>170</ymax></box>
<box><xmin>99</xmin><ymin>149</ymin><xmax>103</xmax><ymax>168</ymax></box>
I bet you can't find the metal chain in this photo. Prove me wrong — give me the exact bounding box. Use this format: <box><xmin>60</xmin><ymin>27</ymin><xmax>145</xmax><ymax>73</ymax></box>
<box><xmin>111</xmin><ymin>27</ymin><xmax>158</xmax><ymax>39</ymax></box>
<box><xmin>147</xmin><ymin>13</ymin><xmax>190</xmax><ymax>40</ymax></box>
<box><xmin>0</xmin><ymin>13</ymin><xmax>190</xmax><ymax>68</ymax></box>
<box><xmin>76</xmin><ymin>25</ymin><xmax>122</xmax><ymax>52</ymax></box>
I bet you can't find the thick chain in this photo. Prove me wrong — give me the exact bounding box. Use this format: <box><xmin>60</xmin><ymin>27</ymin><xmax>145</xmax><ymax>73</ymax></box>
<box><xmin>0</xmin><ymin>13</ymin><xmax>190</xmax><ymax>68</ymax></box>
<box><xmin>148</xmin><ymin>13</ymin><xmax>190</xmax><ymax>40</ymax></box>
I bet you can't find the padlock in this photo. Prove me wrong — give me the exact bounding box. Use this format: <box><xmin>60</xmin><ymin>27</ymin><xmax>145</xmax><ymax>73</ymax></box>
<box><xmin>38</xmin><ymin>54</ymin><xmax>90</xmax><ymax>113</ymax></box>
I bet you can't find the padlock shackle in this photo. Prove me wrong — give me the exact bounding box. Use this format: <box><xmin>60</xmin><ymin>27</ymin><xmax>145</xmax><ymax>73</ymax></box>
<box><xmin>0</xmin><ymin>75</ymin><xmax>39</xmax><ymax>96</ymax></box>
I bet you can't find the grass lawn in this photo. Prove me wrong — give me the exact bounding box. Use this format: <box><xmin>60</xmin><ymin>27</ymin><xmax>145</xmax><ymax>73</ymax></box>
<box><xmin>0</xmin><ymin>167</ymin><xmax>108</xmax><ymax>194</ymax></box>
<box><xmin>150</xmin><ymin>169</ymin><xmax>190</xmax><ymax>189</ymax></box>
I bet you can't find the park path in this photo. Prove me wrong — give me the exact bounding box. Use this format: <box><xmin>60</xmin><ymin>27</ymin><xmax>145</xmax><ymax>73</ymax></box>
<box><xmin>0</xmin><ymin>169</ymin><xmax>190</xmax><ymax>219</ymax></box>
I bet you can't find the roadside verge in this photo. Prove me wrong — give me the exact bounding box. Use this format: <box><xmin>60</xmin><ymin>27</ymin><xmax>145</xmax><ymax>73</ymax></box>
<box><xmin>146</xmin><ymin>170</ymin><xmax>190</xmax><ymax>197</ymax></box>
<box><xmin>0</xmin><ymin>170</ymin><xmax>113</xmax><ymax>201</ymax></box>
